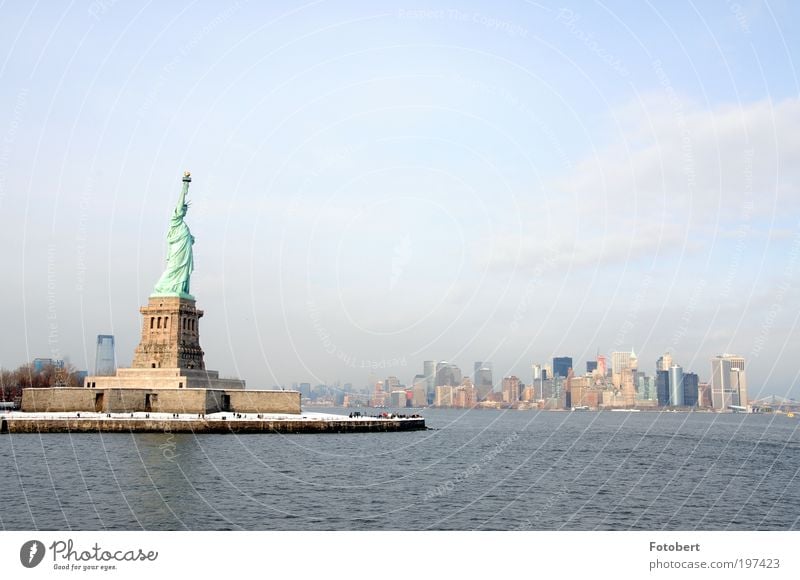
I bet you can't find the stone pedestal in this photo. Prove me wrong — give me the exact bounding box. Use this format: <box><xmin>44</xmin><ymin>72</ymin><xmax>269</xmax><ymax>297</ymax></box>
<box><xmin>132</xmin><ymin>296</ymin><xmax>205</xmax><ymax>370</ymax></box>
<box><xmin>83</xmin><ymin>295</ymin><xmax>244</xmax><ymax>391</ymax></box>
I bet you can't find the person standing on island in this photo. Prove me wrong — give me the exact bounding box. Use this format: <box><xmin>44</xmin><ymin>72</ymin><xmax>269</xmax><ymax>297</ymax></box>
<box><xmin>153</xmin><ymin>171</ymin><xmax>195</xmax><ymax>298</ymax></box>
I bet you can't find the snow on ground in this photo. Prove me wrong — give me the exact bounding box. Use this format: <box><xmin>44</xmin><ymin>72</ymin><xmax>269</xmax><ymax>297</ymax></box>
<box><xmin>2</xmin><ymin>410</ymin><xmax>419</xmax><ymax>421</ymax></box>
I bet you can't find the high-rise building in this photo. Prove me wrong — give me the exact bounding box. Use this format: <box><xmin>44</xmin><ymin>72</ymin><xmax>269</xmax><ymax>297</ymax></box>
<box><xmin>612</xmin><ymin>350</ymin><xmax>638</xmax><ymax>374</ymax></box>
<box><xmin>636</xmin><ymin>373</ymin><xmax>656</xmax><ymax>401</ymax></box>
<box><xmin>435</xmin><ymin>362</ymin><xmax>462</xmax><ymax>387</ymax></box>
<box><xmin>668</xmin><ymin>365</ymin><xmax>684</xmax><ymax>406</ymax></box>
<box><xmin>390</xmin><ymin>390</ymin><xmax>407</xmax><ymax>408</ymax></box>
<box><xmin>474</xmin><ymin>365</ymin><xmax>493</xmax><ymax>400</ymax></box>
<box><xmin>502</xmin><ymin>376</ymin><xmax>521</xmax><ymax>403</ymax></box>
<box><xmin>656</xmin><ymin>370</ymin><xmax>670</xmax><ymax>406</ymax></box>
<box><xmin>611</xmin><ymin>350</ymin><xmax>638</xmax><ymax>389</ymax></box>
<box><xmin>411</xmin><ymin>374</ymin><xmax>428</xmax><ymax>407</ymax></box>
<box><xmin>596</xmin><ymin>354</ymin><xmax>607</xmax><ymax>377</ymax></box>
<box><xmin>474</xmin><ymin>361</ymin><xmax>492</xmax><ymax>377</ymax></box>
<box><xmin>423</xmin><ymin>360</ymin><xmax>436</xmax><ymax>402</ymax></box>
<box><xmin>621</xmin><ymin>368</ymin><xmax>636</xmax><ymax>407</ymax></box>
<box><xmin>532</xmin><ymin>364</ymin><xmax>543</xmax><ymax>380</ymax></box>
<box><xmin>553</xmin><ymin>357</ymin><xmax>572</xmax><ymax>378</ymax></box>
<box><xmin>385</xmin><ymin>376</ymin><xmax>401</xmax><ymax>391</ymax></box>
<box><xmin>698</xmin><ymin>382</ymin><xmax>712</xmax><ymax>407</ymax></box>
<box><xmin>683</xmin><ymin>372</ymin><xmax>699</xmax><ymax>407</ymax></box>
<box><xmin>453</xmin><ymin>379</ymin><xmax>477</xmax><ymax>408</ymax></box>
<box><xmin>33</xmin><ymin>358</ymin><xmax>64</xmax><ymax>373</ymax></box>
<box><xmin>371</xmin><ymin>380</ymin><xmax>386</xmax><ymax>407</ymax></box>
<box><xmin>711</xmin><ymin>354</ymin><xmax>748</xmax><ymax>409</ymax></box>
<box><xmin>435</xmin><ymin>385</ymin><xmax>454</xmax><ymax>407</ymax></box>
<box><xmin>656</xmin><ymin>352</ymin><xmax>673</xmax><ymax>372</ymax></box>
<box><xmin>94</xmin><ymin>334</ymin><xmax>116</xmax><ymax>376</ymax></box>
<box><xmin>586</xmin><ymin>360</ymin><xmax>598</xmax><ymax>374</ymax></box>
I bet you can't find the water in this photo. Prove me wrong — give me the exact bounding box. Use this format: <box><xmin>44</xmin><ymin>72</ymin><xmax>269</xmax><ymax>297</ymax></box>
<box><xmin>1</xmin><ymin>409</ymin><xmax>798</xmax><ymax>530</ymax></box>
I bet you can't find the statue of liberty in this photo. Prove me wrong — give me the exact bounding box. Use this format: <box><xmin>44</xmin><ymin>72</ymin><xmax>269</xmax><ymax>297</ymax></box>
<box><xmin>152</xmin><ymin>171</ymin><xmax>195</xmax><ymax>299</ymax></box>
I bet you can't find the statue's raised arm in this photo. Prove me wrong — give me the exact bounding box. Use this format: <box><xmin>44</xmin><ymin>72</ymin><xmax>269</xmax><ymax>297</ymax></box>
<box><xmin>174</xmin><ymin>171</ymin><xmax>190</xmax><ymax>217</ymax></box>
<box><xmin>151</xmin><ymin>171</ymin><xmax>196</xmax><ymax>299</ymax></box>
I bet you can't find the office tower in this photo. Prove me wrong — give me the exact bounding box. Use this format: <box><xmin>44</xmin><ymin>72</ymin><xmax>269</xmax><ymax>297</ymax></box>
<box><xmin>683</xmin><ymin>372</ymin><xmax>699</xmax><ymax>407</ymax></box>
<box><xmin>636</xmin><ymin>373</ymin><xmax>656</xmax><ymax>401</ymax></box>
<box><xmin>436</xmin><ymin>361</ymin><xmax>462</xmax><ymax>387</ymax></box>
<box><xmin>474</xmin><ymin>361</ymin><xmax>492</xmax><ymax>377</ymax></box>
<box><xmin>553</xmin><ymin>357</ymin><xmax>573</xmax><ymax>378</ymax></box>
<box><xmin>532</xmin><ymin>364</ymin><xmax>544</xmax><ymax>399</ymax></box>
<box><xmin>668</xmin><ymin>365</ymin><xmax>684</xmax><ymax>406</ymax></box>
<box><xmin>411</xmin><ymin>374</ymin><xmax>428</xmax><ymax>407</ymax></box>
<box><xmin>656</xmin><ymin>370</ymin><xmax>670</xmax><ymax>406</ymax></box>
<box><xmin>612</xmin><ymin>350</ymin><xmax>638</xmax><ymax>374</ymax></box>
<box><xmin>474</xmin><ymin>366</ymin><xmax>493</xmax><ymax>400</ymax></box>
<box><xmin>586</xmin><ymin>360</ymin><xmax>598</xmax><ymax>374</ymax></box>
<box><xmin>423</xmin><ymin>360</ymin><xmax>436</xmax><ymax>401</ymax></box>
<box><xmin>568</xmin><ymin>376</ymin><xmax>592</xmax><ymax>408</ymax></box>
<box><xmin>94</xmin><ymin>334</ymin><xmax>116</xmax><ymax>376</ymax></box>
<box><xmin>502</xmin><ymin>376</ymin><xmax>521</xmax><ymax>403</ymax></box>
<box><xmin>435</xmin><ymin>385</ymin><xmax>454</xmax><ymax>407</ymax></box>
<box><xmin>711</xmin><ymin>354</ymin><xmax>747</xmax><ymax>409</ymax></box>
<box><xmin>33</xmin><ymin>358</ymin><xmax>64</xmax><ymax>373</ymax></box>
<box><xmin>390</xmin><ymin>390</ymin><xmax>407</xmax><ymax>408</ymax></box>
<box><xmin>698</xmin><ymin>382</ymin><xmax>712</xmax><ymax>407</ymax></box>
<box><xmin>453</xmin><ymin>378</ymin><xmax>477</xmax><ymax>408</ymax></box>
<box><xmin>621</xmin><ymin>368</ymin><xmax>636</xmax><ymax>406</ymax></box>
<box><xmin>656</xmin><ymin>352</ymin><xmax>673</xmax><ymax>372</ymax></box>
<box><xmin>385</xmin><ymin>376</ymin><xmax>400</xmax><ymax>391</ymax></box>
<box><xmin>596</xmin><ymin>354</ymin><xmax>607</xmax><ymax>377</ymax></box>
<box><xmin>611</xmin><ymin>350</ymin><xmax>638</xmax><ymax>389</ymax></box>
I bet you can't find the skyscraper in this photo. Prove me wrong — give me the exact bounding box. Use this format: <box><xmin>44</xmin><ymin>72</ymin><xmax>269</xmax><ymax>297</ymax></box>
<box><xmin>611</xmin><ymin>350</ymin><xmax>638</xmax><ymax>389</ymax></box>
<box><xmin>411</xmin><ymin>374</ymin><xmax>427</xmax><ymax>407</ymax></box>
<box><xmin>711</xmin><ymin>354</ymin><xmax>748</xmax><ymax>409</ymax></box>
<box><xmin>553</xmin><ymin>357</ymin><xmax>572</xmax><ymax>378</ymax></box>
<box><xmin>435</xmin><ymin>361</ymin><xmax>462</xmax><ymax>387</ymax></box>
<box><xmin>656</xmin><ymin>370</ymin><xmax>670</xmax><ymax>406</ymax></box>
<box><xmin>474</xmin><ymin>365</ymin><xmax>493</xmax><ymax>400</ymax></box>
<box><xmin>423</xmin><ymin>360</ymin><xmax>436</xmax><ymax>403</ymax></box>
<box><xmin>586</xmin><ymin>360</ymin><xmax>598</xmax><ymax>374</ymax></box>
<box><xmin>656</xmin><ymin>352</ymin><xmax>673</xmax><ymax>372</ymax></box>
<box><xmin>668</xmin><ymin>365</ymin><xmax>684</xmax><ymax>406</ymax></box>
<box><xmin>474</xmin><ymin>361</ymin><xmax>492</xmax><ymax>377</ymax></box>
<box><xmin>502</xmin><ymin>376</ymin><xmax>521</xmax><ymax>403</ymax></box>
<box><xmin>596</xmin><ymin>354</ymin><xmax>607</xmax><ymax>377</ymax></box>
<box><xmin>94</xmin><ymin>334</ymin><xmax>116</xmax><ymax>376</ymax></box>
<box><xmin>683</xmin><ymin>372</ymin><xmax>699</xmax><ymax>407</ymax></box>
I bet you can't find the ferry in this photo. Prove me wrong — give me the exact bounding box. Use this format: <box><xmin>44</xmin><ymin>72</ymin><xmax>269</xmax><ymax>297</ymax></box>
<box><xmin>571</xmin><ymin>405</ymin><xmax>590</xmax><ymax>411</ymax></box>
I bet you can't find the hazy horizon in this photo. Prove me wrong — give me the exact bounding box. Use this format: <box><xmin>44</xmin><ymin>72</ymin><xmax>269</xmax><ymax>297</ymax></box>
<box><xmin>1</xmin><ymin>1</ymin><xmax>798</xmax><ymax>398</ymax></box>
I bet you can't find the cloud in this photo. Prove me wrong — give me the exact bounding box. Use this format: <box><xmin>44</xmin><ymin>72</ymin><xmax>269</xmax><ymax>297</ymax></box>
<box><xmin>558</xmin><ymin>95</ymin><xmax>800</xmax><ymax>216</ymax></box>
<box><xmin>478</xmin><ymin>95</ymin><xmax>800</xmax><ymax>273</ymax></box>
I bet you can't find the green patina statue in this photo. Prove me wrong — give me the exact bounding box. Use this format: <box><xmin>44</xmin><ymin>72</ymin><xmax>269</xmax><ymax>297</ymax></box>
<box><xmin>152</xmin><ymin>171</ymin><xmax>195</xmax><ymax>299</ymax></box>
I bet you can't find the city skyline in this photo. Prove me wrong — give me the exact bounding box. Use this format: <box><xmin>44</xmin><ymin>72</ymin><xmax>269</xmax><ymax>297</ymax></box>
<box><xmin>0</xmin><ymin>2</ymin><xmax>798</xmax><ymax>400</ymax></box>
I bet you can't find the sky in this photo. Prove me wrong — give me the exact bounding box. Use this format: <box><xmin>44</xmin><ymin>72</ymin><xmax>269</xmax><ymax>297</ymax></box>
<box><xmin>0</xmin><ymin>0</ymin><xmax>798</xmax><ymax>398</ymax></box>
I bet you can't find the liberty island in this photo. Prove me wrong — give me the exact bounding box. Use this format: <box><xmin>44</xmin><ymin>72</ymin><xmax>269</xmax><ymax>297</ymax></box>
<box><xmin>1</xmin><ymin>173</ymin><xmax>424</xmax><ymax>434</ymax></box>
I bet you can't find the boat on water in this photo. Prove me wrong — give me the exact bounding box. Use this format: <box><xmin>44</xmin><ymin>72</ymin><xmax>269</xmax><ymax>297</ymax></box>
<box><xmin>610</xmin><ymin>409</ymin><xmax>641</xmax><ymax>412</ymax></box>
<box><xmin>571</xmin><ymin>406</ymin><xmax>590</xmax><ymax>411</ymax></box>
